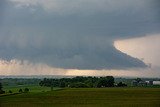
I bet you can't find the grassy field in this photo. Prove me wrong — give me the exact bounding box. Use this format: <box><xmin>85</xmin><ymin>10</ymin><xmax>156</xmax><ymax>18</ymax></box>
<box><xmin>0</xmin><ymin>87</ymin><xmax>160</xmax><ymax>107</ymax></box>
<box><xmin>3</xmin><ymin>85</ymin><xmax>52</xmax><ymax>93</ymax></box>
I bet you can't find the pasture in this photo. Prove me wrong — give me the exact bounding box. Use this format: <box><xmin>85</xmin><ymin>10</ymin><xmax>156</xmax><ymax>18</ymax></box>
<box><xmin>0</xmin><ymin>87</ymin><xmax>160</xmax><ymax>107</ymax></box>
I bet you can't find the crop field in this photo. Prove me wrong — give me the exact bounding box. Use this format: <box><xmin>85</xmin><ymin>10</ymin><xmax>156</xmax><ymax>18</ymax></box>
<box><xmin>0</xmin><ymin>87</ymin><xmax>160</xmax><ymax>107</ymax></box>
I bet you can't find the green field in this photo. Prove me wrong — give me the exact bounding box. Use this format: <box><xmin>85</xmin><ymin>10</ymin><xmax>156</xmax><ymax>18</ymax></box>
<box><xmin>3</xmin><ymin>85</ymin><xmax>52</xmax><ymax>93</ymax></box>
<box><xmin>0</xmin><ymin>87</ymin><xmax>160</xmax><ymax>107</ymax></box>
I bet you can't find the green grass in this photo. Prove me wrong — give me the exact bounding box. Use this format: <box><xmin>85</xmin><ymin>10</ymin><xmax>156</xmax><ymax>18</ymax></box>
<box><xmin>3</xmin><ymin>85</ymin><xmax>52</xmax><ymax>93</ymax></box>
<box><xmin>0</xmin><ymin>88</ymin><xmax>160</xmax><ymax>107</ymax></box>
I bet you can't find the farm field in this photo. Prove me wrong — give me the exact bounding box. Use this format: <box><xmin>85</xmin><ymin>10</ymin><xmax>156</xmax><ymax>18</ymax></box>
<box><xmin>0</xmin><ymin>87</ymin><xmax>160</xmax><ymax>107</ymax></box>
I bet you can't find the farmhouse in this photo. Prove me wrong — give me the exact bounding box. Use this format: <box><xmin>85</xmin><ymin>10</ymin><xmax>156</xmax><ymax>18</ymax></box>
<box><xmin>132</xmin><ymin>80</ymin><xmax>153</xmax><ymax>86</ymax></box>
<box><xmin>153</xmin><ymin>81</ymin><xmax>160</xmax><ymax>85</ymax></box>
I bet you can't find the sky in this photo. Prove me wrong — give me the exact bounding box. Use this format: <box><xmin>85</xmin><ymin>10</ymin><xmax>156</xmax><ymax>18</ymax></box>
<box><xmin>0</xmin><ymin>0</ymin><xmax>160</xmax><ymax>77</ymax></box>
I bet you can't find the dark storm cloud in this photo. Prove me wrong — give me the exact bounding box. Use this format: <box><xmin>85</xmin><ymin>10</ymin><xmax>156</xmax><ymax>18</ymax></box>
<box><xmin>0</xmin><ymin>0</ymin><xmax>159</xmax><ymax>69</ymax></box>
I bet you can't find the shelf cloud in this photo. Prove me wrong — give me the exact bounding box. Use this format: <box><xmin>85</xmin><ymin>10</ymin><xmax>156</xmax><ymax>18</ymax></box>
<box><xmin>0</xmin><ymin>0</ymin><xmax>159</xmax><ymax>70</ymax></box>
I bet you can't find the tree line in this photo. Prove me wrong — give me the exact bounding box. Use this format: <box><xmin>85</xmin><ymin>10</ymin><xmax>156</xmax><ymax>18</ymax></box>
<box><xmin>39</xmin><ymin>76</ymin><xmax>115</xmax><ymax>88</ymax></box>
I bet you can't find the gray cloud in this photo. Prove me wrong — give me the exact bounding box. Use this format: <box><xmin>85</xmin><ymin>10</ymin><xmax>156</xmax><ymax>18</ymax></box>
<box><xmin>0</xmin><ymin>0</ymin><xmax>159</xmax><ymax>70</ymax></box>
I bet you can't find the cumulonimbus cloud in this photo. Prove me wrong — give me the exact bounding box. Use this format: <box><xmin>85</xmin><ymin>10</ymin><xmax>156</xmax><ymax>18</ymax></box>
<box><xmin>9</xmin><ymin>0</ymin><xmax>149</xmax><ymax>14</ymax></box>
<box><xmin>0</xmin><ymin>0</ymin><xmax>159</xmax><ymax>70</ymax></box>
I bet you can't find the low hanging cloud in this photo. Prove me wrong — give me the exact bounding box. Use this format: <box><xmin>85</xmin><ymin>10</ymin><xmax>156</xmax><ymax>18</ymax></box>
<box><xmin>0</xmin><ymin>0</ymin><xmax>159</xmax><ymax>70</ymax></box>
<box><xmin>0</xmin><ymin>58</ymin><xmax>159</xmax><ymax>77</ymax></box>
<box><xmin>0</xmin><ymin>59</ymin><xmax>67</xmax><ymax>75</ymax></box>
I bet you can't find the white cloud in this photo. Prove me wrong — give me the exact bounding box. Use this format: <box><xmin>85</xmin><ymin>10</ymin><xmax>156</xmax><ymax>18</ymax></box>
<box><xmin>66</xmin><ymin>68</ymin><xmax>160</xmax><ymax>78</ymax></box>
<box><xmin>114</xmin><ymin>34</ymin><xmax>160</xmax><ymax>67</ymax></box>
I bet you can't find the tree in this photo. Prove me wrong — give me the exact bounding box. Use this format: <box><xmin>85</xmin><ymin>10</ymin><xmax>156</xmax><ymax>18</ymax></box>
<box><xmin>39</xmin><ymin>76</ymin><xmax>115</xmax><ymax>88</ymax></box>
<box><xmin>24</xmin><ymin>88</ymin><xmax>29</xmax><ymax>93</ymax></box>
<box><xmin>135</xmin><ymin>78</ymin><xmax>142</xmax><ymax>83</ymax></box>
<box><xmin>19</xmin><ymin>89</ymin><xmax>23</xmax><ymax>93</ymax></box>
<box><xmin>96</xmin><ymin>76</ymin><xmax>114</xmax><ymax>88</ymax></box>
<box><xmin>0</xmin><ymin>82</ymin><xmax>5</xmax><ymax>94</ymax></box>
<box><xmin>0</xmin><ymin>82</ymin><xmax>2</xmax><ymax>90</ymax></box>
<box><xmin>117</xmin><ymin>82</ymin><xmax>127</xmax><ymax>87</ymax></box>
<box><xmin>9</xmin><ymin>90</ymin><xmax>12</xmax><ymax>93</ymax></box>
<box><xmin>70</xmin><ymin>82</ymin><xmax>89</xmax><ymax>88</ymax></box>
<box><xmin>59</xmin><ymin>81</ymin><xmax>66</xmax><ymax>88</ymax></box>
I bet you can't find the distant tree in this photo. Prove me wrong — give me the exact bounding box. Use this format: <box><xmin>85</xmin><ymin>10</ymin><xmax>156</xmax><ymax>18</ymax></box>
<box><xmin>117</xmin><ymin>82</ymin><xmax>127</xmax><ymax>87</ymax></box>
<box><xmin>59</xmin><ymin>81</ymin><xmax>66</xmax><ymax>88</ymax></box>
<box><xmin>85</xmin><ymin>80</ymin><xmax>94</xmax><ymax>88</ymax></box>
<box><xmin>9</xmin><ymin>90</ymin><xmax>12</xmax><ymax>93</ymax></box>
<box><xmin>19</xmin><ymin>89</ymin><xmax>23</xmax><ymax>93</ymax></box>
<box><xmin>70</xmin><ymin>82</ymin><xmax>89</xmax><ymax>88</ymax></box>
<box><xmin>24</xmin><ymin>88</ymin><xmax>29</xmax><ymax>93</ymax></box>
<box><xmin>135</xmin><ymin>78</ymin><xmax>142</xmax><ymax>83</ymax></box>
<box><xmin>39</xmin><ymin>76</ymin><xmax>115</xmax><ymax>88</ymax></box>
<box><xmin>0</xmin><ymin>82</ymin><xmax>5</xmax><ymax>94</ymax></box>
<box><xmin>0</xmin><ymin>82</ymin><xmax>2</xmax><ymax>91</ymax></box>
<box><xmin>106</xmin><ymin>76</ymin><xmax>115</xmax><ymax>87</ymax></box>
<box><xmin>0</xmin><ymin>90</ymin><xmax>5</xmax><ymax>94</ymax></box>
<box><xmin>39</xmin><ymin>81</ymin><xmax>44</xmax><ymax>87</ymax></box>
<box><xmin>97</xmin><ymin>79</ymin><xmax>107</xmax><ymax>88</ymax></box>
<box><xmin>96</xmin><ymin>76</ymin><xmax>114</xmax><ymax>88</ymax></box>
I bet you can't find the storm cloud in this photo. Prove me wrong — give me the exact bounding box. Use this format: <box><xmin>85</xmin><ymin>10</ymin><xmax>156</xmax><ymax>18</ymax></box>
<box><xmin>0</xmin><ymin>0</ymin><xmax>159</xmax><ymax>70</ymax></box>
